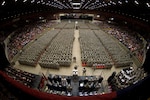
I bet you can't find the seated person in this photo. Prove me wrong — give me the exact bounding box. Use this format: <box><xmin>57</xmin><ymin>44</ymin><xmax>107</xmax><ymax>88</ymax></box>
<box><xmin>67</xmin><ymin>84</ymin><xmax>72</xmax><ymax>92</ymax></box>
<box><xmin>84</xmin><ymin>76</ymin><xmax>89</xmax><ymax>84</ymax></box>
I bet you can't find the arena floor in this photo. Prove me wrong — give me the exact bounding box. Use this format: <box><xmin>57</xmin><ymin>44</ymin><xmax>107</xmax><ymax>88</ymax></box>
<box><xmin>12</xmin><ymin>21</ymin><xmax>137</xmax><ymax>81</ymax></box>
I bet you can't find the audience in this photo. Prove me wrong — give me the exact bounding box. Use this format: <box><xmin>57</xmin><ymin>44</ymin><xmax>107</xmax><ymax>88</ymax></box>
<box><xmin>3</xmin><ymin>65</ymin><xmax>147</xmax><ymax>97</ymax></box>
<box><xmin>4</xmin><ymin>66</ymin><xmax>37</xmax><ymax>88</ymax></box>
<box><xmin>43</xmin><ymin>73</ymin><xmax>105</xmax><ymax>96</ymax></box>
<box><xmin>97</xmin><ymin>22</ymin><xmax>145</xmax><ymax>63</ymax></box>
<box><xmin>3</xmin><ymin>20</ymin><xmax>147</xmax><ymax>97</ymax></box>
<box><xmin>107</xmin><ymin>67</ymin><xmax>146</xmax><ymax>91</ymax></box>
<box><xmin>7</xmin><ymin>21</ymin><xmax>56</xmax><ymax>60</ymax></box>
<box><xmin>46</xmin><ymin>74</ymin><xmax>72</xmax><ymax>96</ymax></box>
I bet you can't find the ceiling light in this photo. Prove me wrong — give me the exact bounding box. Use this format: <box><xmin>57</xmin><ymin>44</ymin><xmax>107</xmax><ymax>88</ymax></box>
<box><xmin>134</xmin><ymin>0</ymin><xmax>139</xmax><ymax>5</ymax></box>
<box><xmin>110</xmin><ymin>17</ymin><xmax>114</xmax><ymax>20</ymax></box>
<box><xmin>125</xmin><ymin>0</ymin><xmax>128</xmax><ymax>3</ymax></box>
<box><xmin>23</xmin><ymin>0</ymin><xmax>27</xmax><ymax>2</ymax></box>
<box><xmin>31</xmin><ymin>0</ymin><xmax>34</xmax><ymax>3</ymax></box>
<box><xmin>108</xmin><ymin>3</ymin><xmax>111</xmax><ymax>5</ymax></box>
<box><xmin>72</xmin><ymin>3</ymin><xmax>81</xmax><ymax>9</ymax></box>
<box><xmin>97</xmin><ymin>15</ymin><xmax>100</xmax><ymax>17</ymax></box>
<box><xmin>146</xmin><ymin>2</ymin><xmax>150</xmax><ymax>7</ymax></box>
<box><xmin>1</xmin><ymin>1</ymin><xmax>5</xmax><ymax>6</ymax></box>
<box><xmin>37</xmin><ymin>1</ymin><xmax>40</xmax><ymax>4</ymax></box>
<box><xmin>118</xmin><ymin>1</ymin><xmax>122</xmax><ymax>4</ymax></box>
<box><xmin>42</xmin><ymin>2</ymin><xmax>45</xmax><ymax>4</ymax></box>
<box><xmin>112</xmin><ymin>2</ymin><xmax>116</xmax><ymax>5</ymax></box>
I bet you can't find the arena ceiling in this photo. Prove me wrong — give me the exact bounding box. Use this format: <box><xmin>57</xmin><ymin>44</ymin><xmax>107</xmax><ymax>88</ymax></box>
<box><xmin>0</xmin><ymin>0</ymin><xmax>150</xmax><ymax>22</ymax></box>
<box><xmin>0</xmin><ymin>0</ymin><xmax>150</xmax><ymax>40</ymax></box>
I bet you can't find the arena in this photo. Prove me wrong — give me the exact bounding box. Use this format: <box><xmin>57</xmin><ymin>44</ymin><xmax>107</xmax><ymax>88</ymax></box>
<box><xmin>0</xmin><ymin>0</ymin><xmax>150</xmax><ymax>100</ymax></box>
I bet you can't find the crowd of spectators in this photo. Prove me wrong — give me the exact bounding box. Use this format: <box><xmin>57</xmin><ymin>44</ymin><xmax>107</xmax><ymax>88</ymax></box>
<box><xmin>97</xmin><ymin>22</ymin><xmax>145</xmax><ymax>63</ymax></box>
<box><xmin>94</xmin><ymin>29</ymin><xmax>132</xmax><ymax>67</ymax></box>
<box><xmin>107</xmin><ymin>67</ymin><xmax>146</xmax><ymax>91</ymax></box>
<box><xmin>42</xmin><ymin>73</ymin><xmax>105</xmax><ymax>96</ymax></box>
<box><xmin>107</xmin><ymin>27</ymin><xmax>143</xmax><ymax>52</ymax></box>
<box><xmin>18</xmin><ymin>29</ymin><xmax>60</xmax><ymax>67</ymax></box>
<box><xmin>78</xmin><ymin>76</ymin><xmax>103</xmax><ymax>96</ymax></box>
<box><xmin>45</xmin><ymin>74</ymin><xmax>72</xmax><ymax>96</ymax></box>
<box><xmin>79</xmin><ymin>29</ymin><xmax>113</xmax><ymax>68</ymax></box>
<box><xmin>7</xmin><ymin>21</ymin><xmax>56</xmax><ymax>61</ymax></box>
<box><xmin>4</xmin><ymin>66</ymin><xmax>37</xmax><ymax>88</ymax></box>
<box><xmin>39</xmin><ymin>29</ymin><xmax>74</xmax><ymax>68</ymax></box>
<box><xmin>1</xmin><ymin>65</ymin><xmax>107</xmax><ymax>97</ymax></box>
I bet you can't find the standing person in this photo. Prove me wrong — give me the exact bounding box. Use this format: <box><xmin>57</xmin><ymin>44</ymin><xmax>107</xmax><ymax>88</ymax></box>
<box><xmin>72</xmin><ymin>65</ymin><xmax>78</xmax><ymax>82</ymax></box>
<box><xmin>82</xmin><ymin>67</ymin><xmax>86</xmax><ymax>76</ymax></box>
<box><xmin>72</xmin><ymin>65</ymin><xmax>78</xmax><ymax>76</ymax></box>
<box><xmin>98</xmin><ymin>75</ymin><xmax>103</xmax><ymax>83</ymax></box>
<box><xmin>73</xmin><ymin>57</ymin><xmax>76</xmax><ymax>63</ymax></box>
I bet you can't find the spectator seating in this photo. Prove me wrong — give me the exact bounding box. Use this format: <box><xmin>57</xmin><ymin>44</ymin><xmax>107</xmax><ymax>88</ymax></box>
<box><xmin>54</xmin><ymin>21</ymin><xmax>75</xmax><ymax>29</ymax></box>
<box><xmin>45</xmin><ymin>74</ymin><xmax>72</xmax><ymax>96</ymax></box>
<box><xmin>2</xmin><ymin>66</ymin><xmax>147</xmax><ymax>97</ymax></box>
<box><xmin>93</xmin><ymin>30</ymin><xmax>133</xmax><ymax>67</ymax></box>
<box><xmin>54</xmin><ymin>21</ymin><xmax>68</xmax><ymax>29</ymax></box>
<box><xmin>7</xmin><ymin>21</ymin><xmax>56</xmax><ymax>60</ymax></box>
<box><xmin>87</xmin><ymin>23</ymin><xmax>100</xmax><ymax>30</ymax></box>
<box><xmin>108</xmin><ymin>67</ymin><xmax>146</xmax><ymax>91</ymax></box>
<box><xmin>4</xmin><ymin>66</ymin><xmax>41</xmax><ymax>88</ymax></box>
<box><xmin>43</xmin><ymin>74</ymin><xmax>104</xmax><ymax>96</ymax></box>
<box><xmin>79</xmin><ymin>29</ymin><xmax>113</xmax><ymax>68</ymax></box>
<box><xmin>13</xmin><ymin>20</ymin><xmax>143</xmax><ymax>69</ymax></box>
<box><xmin>64</xmin><ymin>22</ymin><xmax>75</xmax><ymax>29</ymax></box>
<box><xmin>39</xmin><ymin>29</ymin><xmax>74</xmax><ymax>68</ymax></box>
<box><xmin>78</xmin><ymin>76</ymin><xmax>103</xmax><ymax>96</ymax></box>
<box><xmin>18</xmin><ymin>29</ymin><xmax>60</xmax><ymax>66</ymax></box>
<box><xmin>77</xmin><ymin>21</ymin><xmax>89</xmax><ymax>29</ymax></box>
<box><xmin>97</xmin><ymin>22</ymin><xmax>145</xmax><ymax>64</ymax></box>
